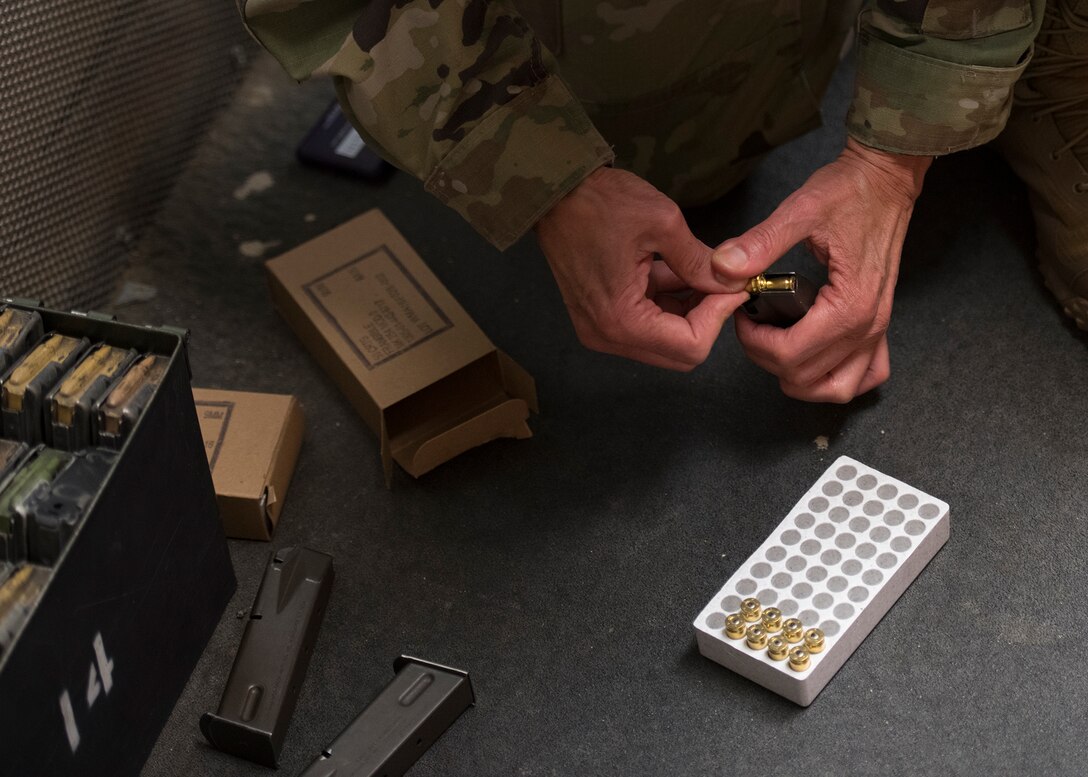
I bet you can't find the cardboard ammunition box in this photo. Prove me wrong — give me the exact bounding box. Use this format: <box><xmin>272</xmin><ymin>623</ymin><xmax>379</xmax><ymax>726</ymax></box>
<box><xmin>192</xmin><ymin>388</ymin><xmax>304</xmax><ymax>540</ymax></box>
<box><xmin>265</xmin><ymin>209</ymin><xmax>538</xmax><ymax>482</ymax></box>
<box><xmin>0</xmin><ymin>301</ymin><xmax>235</xmax><ymax>777</ymax></box>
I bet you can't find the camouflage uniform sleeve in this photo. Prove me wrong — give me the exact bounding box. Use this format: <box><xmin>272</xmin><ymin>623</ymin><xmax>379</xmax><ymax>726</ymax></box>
<box><xmin>238</xmin><ymin>0</ymin><xmax>614</xmax><ymax>250</ymax></box>
<box><xmin>849</xmin><ymin>0</ymin><xmax>1047</xmax><ymax>155</ymax></box>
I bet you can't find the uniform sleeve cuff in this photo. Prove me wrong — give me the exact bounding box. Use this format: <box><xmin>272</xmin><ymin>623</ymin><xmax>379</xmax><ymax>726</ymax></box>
<box><xmin>847</xmin><ymin>29</ymin><xmax>1031</xmax><ymax>156</ymax></box>
<box><xmin>424</xmin><ymin>75</ymin><xmax>614</xmax><ymax>251</ymax></box>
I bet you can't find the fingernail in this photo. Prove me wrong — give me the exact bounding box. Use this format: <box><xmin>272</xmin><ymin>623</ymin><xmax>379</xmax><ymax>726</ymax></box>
<box><xmin>713</xmin><ymin>244</ymin><xmax>748</xmax><ymax>274</ymax></box>
<box><xmin>712</xmin><ymin>244</ymin><xmax>749</xmax><ymax>291</ymax></box>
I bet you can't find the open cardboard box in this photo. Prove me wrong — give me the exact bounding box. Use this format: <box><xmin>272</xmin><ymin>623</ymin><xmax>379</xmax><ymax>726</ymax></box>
<box><xmin>265</xmin><ymin>210</ymin><xmax>537</xmax><ymax>483</ymax></box>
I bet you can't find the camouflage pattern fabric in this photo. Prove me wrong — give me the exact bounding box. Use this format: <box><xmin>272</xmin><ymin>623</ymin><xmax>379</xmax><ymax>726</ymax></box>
<box><xmin>851</xmin><ymin>0</ymin><xmax>1046</xmax><ymax>153</ymax></box>
<box><xmin>239</xmin><ymin>1</ymin><xmax>1043</xmax><ymax>249</ymax></box>
<box><xmin>560</xmin><ymin>1</ymin><xmax>858</xmax><ymax>208</ymax></box>
<box><xmin>241</xmin><ymin>0</ymin><xmax>614</xmax><ymax>249</ymax></box>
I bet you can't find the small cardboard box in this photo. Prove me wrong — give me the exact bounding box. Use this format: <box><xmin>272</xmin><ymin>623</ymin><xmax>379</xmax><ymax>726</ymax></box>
<box><xmin>192</xmin><ymin>388</ymin><xmax>304</xmax><ymax>540</ymax></box>
<box><xmin>265</xmin><ymin>209</ymin><xmax>538</xmax><ymax>482</ymax></box>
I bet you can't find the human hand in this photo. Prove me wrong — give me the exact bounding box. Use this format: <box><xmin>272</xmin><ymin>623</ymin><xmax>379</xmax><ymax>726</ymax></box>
<box><xmin>535</xmin><ymin>167</ymin><xmax>748</xmax><ymax>371</ymax></box>
<box><xmin>711</xmin><ymin>138</ymin><xmax>932</xmax><ymax>402</ymax></box>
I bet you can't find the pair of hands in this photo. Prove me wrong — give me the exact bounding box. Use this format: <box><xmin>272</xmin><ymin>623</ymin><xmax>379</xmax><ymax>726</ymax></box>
<box><xmin>535</xmin><ymin>139</ymin><xmax>931</xmax><ymax>403</ymax></box>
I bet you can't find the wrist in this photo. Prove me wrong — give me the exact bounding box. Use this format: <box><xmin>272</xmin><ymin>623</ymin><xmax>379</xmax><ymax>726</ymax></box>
<box><xmin>534</xmin><ymin>164</ymin><xmax>612</xmax><ymax>234</ymax></box>
<box><xmin>842</xmin><ymin>137</ymin><xmax>932</xmax><ymax>204</ymax></box>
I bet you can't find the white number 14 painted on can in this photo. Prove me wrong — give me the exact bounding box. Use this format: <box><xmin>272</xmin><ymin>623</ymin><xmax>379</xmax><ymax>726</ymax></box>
<box><xmin>58</xmin><ymin>632</ymin><xmax>115</xmax><ymax>753</ymax></box>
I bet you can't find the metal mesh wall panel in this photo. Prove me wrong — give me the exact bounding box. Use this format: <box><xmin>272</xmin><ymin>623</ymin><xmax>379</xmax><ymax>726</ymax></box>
<box><xmin>1</xmin><ymin>0</ymin><xmax>251</xmax><ymax>310</ymax></box>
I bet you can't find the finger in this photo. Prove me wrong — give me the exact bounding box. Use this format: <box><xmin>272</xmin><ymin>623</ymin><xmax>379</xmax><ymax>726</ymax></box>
<box><xmin>779</xmin><ymin>341</ymin><xmax>877</xmax><ymax>404</ymax></box>
<box><xmin>612</xmin><ymin>292</ymin><xmax>747</xmax><ymax>368</ymax></box>
<box><xmin>684</xmin><ymin>292</ymin><xmax>750</xmax><ymax>340</ymax></box>
<box><xmin>786</xmin><ymin>305</ymin><xmax>891</xmax><ymax>391</ymax></box>
<box><xmin>711</xmin><ymin>194</ymin><xmax>821</xmax><ymax>287</ymax></box>
<box><xmin>733</xmin><ymin>309</ymin><xmax>815</xmax><ymax>370</ymax></box>
<box><xmin>680</xmin><ymin>290</ymin><xmax>707</xmax><ymax>315</ymax></box>
<box><xmin>735</xmin><ymin>318</ymin><xmax>787</xmax><ymax>377</ymax></box>
<box><xmin>649</xmin><ymin>260</ymin><xmax>689</xmax><ymax>294</ymax></box>
<box><xmin>776</xmin><ymin>271</ymin><xmax>896</xmax><ymax>387</ymax></box>
<box><xmin>592</xmin><ymin>311</ymin><xmax>711</xmax><ymax>371</ymax></box>
<box><xmin>652</xmin><ymin>293</ymin><xmax>687</xmax><ymax>316</ymax></box>
<box><xmin>855</xmin><ymin>335</ymin><xmax>891</xmax><ymax>396</ymax></box>
<box><xmin>735</xmin><ymin>286</ymin><xmax>875</xmax><ymax>378</ymax></box>
<box><xmin>737</xmin><ymin>307</ymin><xmax>888</xmax><ymax>401</ymax></box>
<box><xmin>600</xmin><ymin>342</ymin><xmax>704</xmax><ymax>372</ymax></box>
<box><xmin>572</xmin><ymin>307</ymin><xmax>699</xmax><ymax>371</ymax></box>
<box><xmin>652</xmin><ymin>209</ymin><xmax>736</xmax><ymax>295</ymax></box>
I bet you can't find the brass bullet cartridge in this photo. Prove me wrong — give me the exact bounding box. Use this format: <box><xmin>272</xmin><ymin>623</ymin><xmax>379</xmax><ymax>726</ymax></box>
<box><xmin>724</xmin><ymin>614</ymin><xmax>747</xmax><ymax>639</ymax></box>
<box><xmin>788</xmin><ymin>647</ymin><xmax>811</xmax><ymax>672</ymax></box>
<box><xmin>745</xmin><ymin>624</ymin><xmax>768</xmax><ymax>650</ymax></box>
<box><xmin>744</xmin><ymin>274</ymin><xmax>796</xmax><ymax>294</ymax></box>
<box><xmin>782</xmin><ymin>618</ymin><xmax>804</xmax><ymax>643</ymax></box>
<box><xmin>804</xmin><ymin>628</ymin><xmax>826</xmax><ymax>653</ymax></box>
<box><xmin>741</xmin><ymin>273</ymin><xmax>818</xmax><ymax>327</ymax></box>
<box><xmin>761</xmin><ymin>607</ymin><xmax>783</xmax><ymax>633</ymax></box>
<box><xmin>740</xmin><ymin>597</ymin><xmax>762</xmax><ymax>622</ymax></box>
<box><xmin>767</xmin><ymin>636</ymin><xmax>789</xmax><ymax>661</ymax></box>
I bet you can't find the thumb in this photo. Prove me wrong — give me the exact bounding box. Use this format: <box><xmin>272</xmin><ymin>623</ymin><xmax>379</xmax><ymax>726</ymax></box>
<box><xmin>712</xmin><ymin>199</ymin><xmax>816</xmax><ymax>287</ymax></box>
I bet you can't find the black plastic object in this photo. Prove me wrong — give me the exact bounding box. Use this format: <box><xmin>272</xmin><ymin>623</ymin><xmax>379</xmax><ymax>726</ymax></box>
<box><xmin>0</xmin><ymin>440</ymin><xmax>28</xmax><ymax>483</ymax></box>
<box><xmin>46</xmin><ymin>344</ymin><xmax>138</xmax><ymax>451</ymax></box>
<box><xmin>0</xmin><ymin>301</ymin><xmax>235</xmax><ymax>777</ymax></box>
<box><xmin>26</xmin><ymin>448</ymin><xmax>118</xmax><ymax>565</ymax></box>
<box><xmin>201</xmin><ymin>546</ymin><xmax>335</xmax><ymax>767</ymax></box>
<box><xmin>0</xmin><ymin>447</ymin><xmax>72</xmax><ymax>564</ymax></box>
<box><xmin>95</xmin><ymin>354</ymin><xmax>169</xmax><ymax>450</ymax></box>
<box><xmin>0</xmin><ymin>565</ymin><xmax>51</xmax><ymax>654</ymax></box>
<box><xmin>742</xmin><ymin>272</ymin><xmax>818</xmax><ymax>327</ymax></box>
<box><xmin>1</xmin><ymin>334</ymin><xmax>90</xmax><ymax>444</ymax></box>
<box><xmin>299</xmin><ymin>656</ymin><xmax>475</xmax><ymax>777</ymax></box>
<box><xmin>0</xmin><ymin>307</ymin><xmax>45</xmax><ymax>374</ymax></box>
<box><xmin>296</xmin><ymin>101</ymin><xmax>392</xmax><ymax>181</ymax></box>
